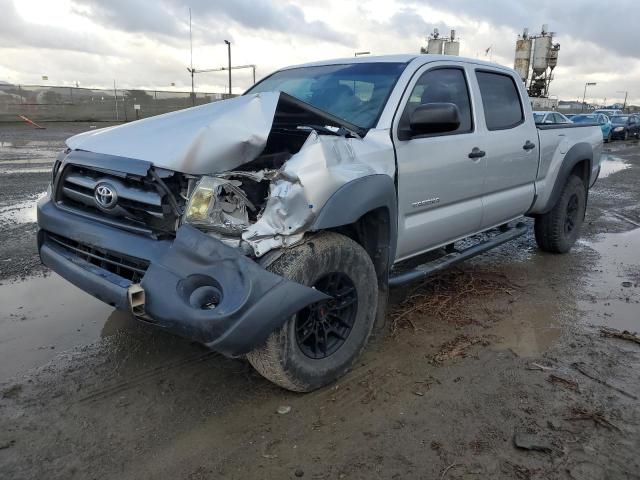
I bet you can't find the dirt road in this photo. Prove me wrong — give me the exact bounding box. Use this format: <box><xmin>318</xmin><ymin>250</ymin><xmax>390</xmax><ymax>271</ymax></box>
<box><xmin>1</xmin><ymin>123</ymin><xmax>639</xmax><ymax>479</ymax></box>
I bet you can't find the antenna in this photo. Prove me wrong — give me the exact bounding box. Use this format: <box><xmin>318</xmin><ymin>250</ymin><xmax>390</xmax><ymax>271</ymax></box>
<box><xmin>189</xmin><ymin>7</ymin><xmax>193</xmax><ymax>72</ymax></box>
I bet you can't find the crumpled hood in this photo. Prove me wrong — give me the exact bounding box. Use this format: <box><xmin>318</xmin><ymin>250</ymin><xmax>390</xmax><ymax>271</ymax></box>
<box><xmin>66</xmin><ymin>92</ymin><xmax>280</xmax><ymax>175</ymax></box>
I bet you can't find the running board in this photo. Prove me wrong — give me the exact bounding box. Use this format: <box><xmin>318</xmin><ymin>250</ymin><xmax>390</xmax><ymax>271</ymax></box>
<box><xmin>388</xmin><ymin>223</ymin><xmax>528</xmax><ymax>287</ymax></box>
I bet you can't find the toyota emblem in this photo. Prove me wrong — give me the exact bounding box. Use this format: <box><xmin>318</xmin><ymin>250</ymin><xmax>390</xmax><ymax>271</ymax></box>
<box><xmin>94</xmin><ymin>183</ymin><xmax>118</xmax><ymax>209</ymax></box>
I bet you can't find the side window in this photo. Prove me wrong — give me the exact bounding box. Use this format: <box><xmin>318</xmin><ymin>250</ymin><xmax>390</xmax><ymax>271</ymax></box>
<box><xmin>475</xmin><ymin>71</ymin><xmax>524</xmax><ymax>130</ymax></box>
<box><xmin>398</xmin><ymin>68</ymin><xmax>472</xmax><ymax>139</ymax></box>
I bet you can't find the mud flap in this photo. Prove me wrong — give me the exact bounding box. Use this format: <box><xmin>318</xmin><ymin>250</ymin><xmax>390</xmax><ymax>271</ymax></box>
<box><xmin>140</xmin><ymin>225</ymin><xmax>329</xmax><ymax>357</ymax></box>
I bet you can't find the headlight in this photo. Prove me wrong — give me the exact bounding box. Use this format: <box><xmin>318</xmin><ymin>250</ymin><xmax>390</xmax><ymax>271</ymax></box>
<box><xmin>183</xmin><ymin>176</ymin><xmax>253</xmax><ymax>235</ymax></box>
<box><xmin>614</xmin><ymin>127</ymin><xmax>624</xmax><ymax>132</ymax></box>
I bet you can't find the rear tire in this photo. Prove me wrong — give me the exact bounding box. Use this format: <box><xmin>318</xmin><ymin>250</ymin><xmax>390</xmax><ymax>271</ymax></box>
<box><xmin>247</xmin><ymin>232</ymin><xmax>378</xmax><ymax>392</ymax></box>
<box><xmin>623</xmin><ymin>130</ymin><xmax>629</xmax><ymax>141</ymax></box>
<box><xmin>534</xmin><ymin>175</ymin><xmax>586</xmax><ymax>253</ymax></box>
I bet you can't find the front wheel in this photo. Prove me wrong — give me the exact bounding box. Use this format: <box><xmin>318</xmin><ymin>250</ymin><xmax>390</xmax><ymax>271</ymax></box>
<box><xmin>534</xmin><ymin>175</ymin><xmax>586</xmax><ymax>253</ymax></box>
<box><xmin>247</xmin><ymin>232</ymin><xmax>378</xmax><ymax>392</ymax></box>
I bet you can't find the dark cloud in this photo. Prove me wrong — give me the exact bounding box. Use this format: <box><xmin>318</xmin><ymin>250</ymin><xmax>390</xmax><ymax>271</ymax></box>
<box><xmin>387</xmin><ymin>8</ymin><xmax>448</xmax><ymax>38</ymax></box>
<box><xmin>71</xmin><ymin>0</ymin><xmax>355</xmax><ymax>46</ymax></box>
<box><xmin>0</xmin><ymin>0</ymin><xmax>113</xmax><ymax>54</ymax></box>
<box><xmin>402</xmin><ymin>0</ymin><xmax>640</xmax><ymax>59</ymax></box>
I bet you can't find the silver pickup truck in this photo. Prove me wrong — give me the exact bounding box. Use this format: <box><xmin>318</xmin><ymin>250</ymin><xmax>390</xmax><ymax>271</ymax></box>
<box><xmin>37</xmin><ymin>55</ymin><xmax>602</xmax><ymax>391</ymax></box>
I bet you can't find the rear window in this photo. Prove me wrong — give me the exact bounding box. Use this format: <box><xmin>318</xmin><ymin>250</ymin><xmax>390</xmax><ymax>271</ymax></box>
<box><xmin>475</xmin><ymin>71</ymin><xmax>524</xmax><ymax>130</ymax></box>
<box><xmin>572</xmin><ymin>115</ymin><xmax>596</xmax><ymax>123</ymax></box>
<box><xmin>611</xmin><ymin>116</ymin><xmax>628</xmax><ymax>124</ymax></box>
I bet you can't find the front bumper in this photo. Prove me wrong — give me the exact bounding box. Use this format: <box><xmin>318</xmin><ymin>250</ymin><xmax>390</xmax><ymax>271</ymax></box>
<box><xmin>37</xmin><ymin>197</ymin><xmax>327</xmax><ymax>357</ymax></box>
<box><xmin>611</xmin><ymin>129</ymin><xmax>627</xmax><ymax>139</ymax></box>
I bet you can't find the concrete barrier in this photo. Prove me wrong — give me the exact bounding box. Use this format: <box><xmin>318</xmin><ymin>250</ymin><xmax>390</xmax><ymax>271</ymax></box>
<box><xmin>0</xmin><ymin>85</ymin><xmax>231</xmax><ymax>122</ymax></box>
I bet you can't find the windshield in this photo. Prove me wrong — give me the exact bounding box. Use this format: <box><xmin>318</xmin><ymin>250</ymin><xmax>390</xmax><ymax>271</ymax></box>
<box><xmin>246</xmin><ymin>62</ymin><xmax>407</xmax><ymax>129</ymax></box>
<box><xmin>572</xmin><ymin>115</ymin><xmax>596</xmax><ymax>123</ymax></box>
<box><xmin>611</xmin><ymin>116</ymin><xmax>628</xmax><ymax>124</ymax></box>
<box><xmin>533</xmin><ymin>113</ymin><xmax>545</xmax><ymax>123</ymax></box>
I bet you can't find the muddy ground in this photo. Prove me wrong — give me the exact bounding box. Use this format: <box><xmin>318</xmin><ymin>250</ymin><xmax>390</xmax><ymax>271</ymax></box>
<box><xmin>0</xmin><ymin>122</ymin><xmax>639</xmax><ymax>480</ymax></box>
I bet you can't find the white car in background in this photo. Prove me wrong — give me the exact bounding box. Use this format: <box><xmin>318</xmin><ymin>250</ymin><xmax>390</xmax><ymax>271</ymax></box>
<box><xmin>594</xmin><ymin>109</ymin><xmax>623</xmax><ymax>117</ymax></box>
<box><xmin>533</xmin><ymin>111</ymin><xmax>572</xmax><ymax>124</ymax></box>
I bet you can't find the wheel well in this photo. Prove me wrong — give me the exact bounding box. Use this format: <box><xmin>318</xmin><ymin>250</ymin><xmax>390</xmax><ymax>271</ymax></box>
<box><xmin>326</xmin><ymin>207</ymin><xmax>392</xmax><ymax>282</ymax></box>
<box><xmin>570</xmin><ymin>159</ymin><xmax>590</xmax><ymax>189</ymax></box>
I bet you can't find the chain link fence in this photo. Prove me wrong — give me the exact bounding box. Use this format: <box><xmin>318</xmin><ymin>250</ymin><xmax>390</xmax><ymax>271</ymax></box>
<box><xmin>0</xmin><ymin>84</ymin><xmax>232</xmax><ymax>122</ymax></box>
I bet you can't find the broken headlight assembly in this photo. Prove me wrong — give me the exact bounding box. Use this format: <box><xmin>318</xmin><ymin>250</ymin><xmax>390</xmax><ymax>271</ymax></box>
<box><xmin>183</xmin><ymin>176</ymin><xmax>255</xmax><ymax>235</ymax></box>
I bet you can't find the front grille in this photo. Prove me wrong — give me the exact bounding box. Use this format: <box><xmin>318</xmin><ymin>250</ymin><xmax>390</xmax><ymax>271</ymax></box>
<box><xmin>54</xmin><ymin>164</ymin><xmax>185</xmax><ymax>236</ymax></box>
<box><xmin>47</xmin><ymin>232</ymin><xmax>149</xmax><ymax>283</ymax></box>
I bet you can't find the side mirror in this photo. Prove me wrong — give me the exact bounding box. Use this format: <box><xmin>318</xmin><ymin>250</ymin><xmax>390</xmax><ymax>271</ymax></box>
<box><xmin>409</xmin><ymin>103</ymin><xmax>460</xmax><ymax>136</ymax></box>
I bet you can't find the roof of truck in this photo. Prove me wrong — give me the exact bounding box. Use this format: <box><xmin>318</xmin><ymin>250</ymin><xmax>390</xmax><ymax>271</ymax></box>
<box><xmin>281</xmin><ymin>54</ymin><xmax>513</xmax><ymax>71</ymax></box>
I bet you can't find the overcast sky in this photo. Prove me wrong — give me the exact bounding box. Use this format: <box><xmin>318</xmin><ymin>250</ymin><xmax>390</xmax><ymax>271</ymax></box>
<box><xmin>1</xmin><ymin>0</ymin><xmax>638</xmax><ymax>104</ymax></box>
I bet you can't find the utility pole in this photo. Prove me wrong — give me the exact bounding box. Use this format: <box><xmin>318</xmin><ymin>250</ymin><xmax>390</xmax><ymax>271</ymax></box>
<box><xmin>617</xmin><ymin>90</ymin><xmax>628</xmax><ymax>111</ymax></box>
<box><xmin>582</xmin><ymin>82</ymin><xmax>596</xmax><ymax>112</ymax></box>
<box><xmin>113</xmin><ymin>79</ymin><xmax>119</xmax><ymax>121</ymax></box>
<box><xmin>224</xmin><ymin>40</ymin><xmax>232</xmax><ymax>95</ymax></box>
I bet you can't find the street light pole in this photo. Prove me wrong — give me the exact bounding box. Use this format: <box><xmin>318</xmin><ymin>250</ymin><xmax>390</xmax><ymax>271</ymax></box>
<box><xmin>224</xmin><ymin>40</ymin><xmax>231</xmax><ymax>95</ymax></box>
<box><xmin>582</xmin><ymin>82</ymin><xmax>596</xmax><ymax>112</ymax></box>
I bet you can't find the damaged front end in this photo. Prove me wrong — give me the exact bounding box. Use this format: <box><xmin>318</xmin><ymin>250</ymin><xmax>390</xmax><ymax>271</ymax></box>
<box><xmin>38</xmin><ymin>91</ymin><xmax>395</xmax><ymax>355</ymax></box>
<box><xmin>173</xmin><ymin>92</ymin><xmax>394</xmax><ymax>257</ymax></box>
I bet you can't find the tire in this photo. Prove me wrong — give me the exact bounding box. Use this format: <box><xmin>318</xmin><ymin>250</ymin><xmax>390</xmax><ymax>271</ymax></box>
<box><xmin>623</xmin><ymin>130</ymin><xmax>628</xmax><ymax>141</ymax></box>
<box><xmin>605</xmin><ymin>132</ymin><xmax>612</xmax><ymax>143</ymax></box>
<box><xmin>247</xmin><ymin>232</ymin><xmax>378</xmax><ymax>392</ymax></box>
<box><xmin>534</xmin><ymin>175</ymin><xmax>586</xmax><ymax>253</ymax></box>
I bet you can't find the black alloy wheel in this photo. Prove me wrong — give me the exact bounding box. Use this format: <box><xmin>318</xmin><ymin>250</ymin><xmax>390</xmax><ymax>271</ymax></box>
<box><xmin>564</xmin><ymin>193</ymin><xmax>580</xmax><ymax>236</ymax></box>
<box><xmin>295</xmin><ymin>272</ymin><xmax>358</xmax><ymax>359</ymax></box>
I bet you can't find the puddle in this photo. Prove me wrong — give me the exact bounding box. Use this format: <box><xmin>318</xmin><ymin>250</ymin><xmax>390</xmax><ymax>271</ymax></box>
<box><xmin>0</xmin><ymin>158</ymin><xmax>54</xmax><ymax>165</ymax></box>
<box><xmin>0</xmin><ymin>191</ymin><xmax>46</xmax><ymax>224</ymax></box>
<box><xmin>0</xmin><ymin>139</ymin><xmax>63</xmax><ymax>163</ymax></box>
<box><xmin>0</xmin><ymin>273</ymin><xmax>136</xmax><ymax>381</ymax></box>
<box><xmin>599</xmin><ymin>154</ymin><xmax>630</xmax><ymax>178</ymax></box>
<box><xmin>487</xmin><ymin>301</ymin><xmax>562</xmax><ymax>357</ymax></box>
<box><xmin>579</xmin><ymin>228</ymin><xmax>640</xmax><ymax>332</ymax></box>
<box><xmin>0</xmin><ymin>167</ymin><xmax>51</xmax><ymax>174</ymax></box>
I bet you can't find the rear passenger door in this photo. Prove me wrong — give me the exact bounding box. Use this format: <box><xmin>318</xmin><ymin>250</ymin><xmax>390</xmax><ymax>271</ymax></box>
<box><xmin>393</xmin><ymin>63</ymin><xmax>485</xmax><ymax>261</ymax></box>
<box><xmin>474</xmin><ymin>70</ymin><xmax>537</xmax><ymax>228</ymax></box>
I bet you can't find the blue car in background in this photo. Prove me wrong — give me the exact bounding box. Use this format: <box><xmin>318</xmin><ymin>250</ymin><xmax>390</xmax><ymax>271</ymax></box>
<box><xmin>571</xmin><ymin>113</ymin><xmax>613</xmax><ymax>143</ymax></box>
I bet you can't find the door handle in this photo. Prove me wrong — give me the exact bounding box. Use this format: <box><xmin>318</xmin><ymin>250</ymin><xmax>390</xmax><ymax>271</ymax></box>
<box><xmin>523</xmin><ymin>140</ymin><xmax>536</xmax><ymax>150</ymax></box>
<box><xmin>468</xmin><ymin>147</ymin><xmax>486</xmax><ymax>159</ymax></box>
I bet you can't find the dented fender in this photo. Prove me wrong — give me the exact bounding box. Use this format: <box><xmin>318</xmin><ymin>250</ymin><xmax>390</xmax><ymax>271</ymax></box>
<box><xmin>240</xmin><ymin>129</ymin><xmax>397</xmax><ymax>256</ymax></box>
